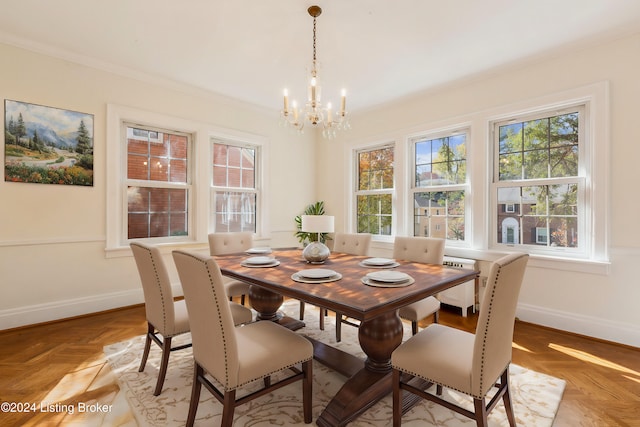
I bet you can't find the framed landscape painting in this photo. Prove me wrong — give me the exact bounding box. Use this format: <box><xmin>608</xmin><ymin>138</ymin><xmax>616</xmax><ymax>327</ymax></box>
<box><xmin>4</xmin><ymin>100</ymin><xmax>94</xmax><ymax>186</ymax></box>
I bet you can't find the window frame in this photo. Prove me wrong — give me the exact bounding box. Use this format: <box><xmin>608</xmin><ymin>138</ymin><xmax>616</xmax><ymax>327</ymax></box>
<box><xmin>409</xmin><ymin>128</ymin><xmax>471</xmax><ymax>245</ymax></box>
<box><xmin>353</xmin><ymin>143</ymin><xmax>396</xmax><ymax>238</ymax></box>
<box><xmin>210</xmin><ymin>138</ymin><xmax>261</xmax><ymax>234</ymax></box>
<box><xmin>124</xmin><ymin>122</ymin><xmax>193</xmax><ymax>243</ymax></box>
<box><xmin>106</xmin><ymin>104</ymin><xmax>270</xmax><ymax>256</ymax></box>
<box><xmin>491</xmin><ymin>104</ymin><xmax>587</xmax><ymax>257</ymax></box>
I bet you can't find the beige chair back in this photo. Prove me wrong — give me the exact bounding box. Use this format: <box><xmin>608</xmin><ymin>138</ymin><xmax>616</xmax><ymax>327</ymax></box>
<box><xmin>471</xmin><ymin>252</ymin><xmax>528</xmax><ymax>397</ymax></box>
<box><xmin>392</xmin><ymin>236</ymin><xmax>445</xmax><ymax>264</ymax></box>
<box><xmin>130</xmin><ymin>242</ymin><xmax>176</xmax><ymax>335</ymax></box>
<box><xmin>208</xmin><ymin>232</ymin><xmax>253</xmax><ymax>255</ymax></box>
<box><xmin>332</xmin><ymin>232</ymin><xmax>371</xmax><ymax>256</ymax></box>
<box><xmin>172</xmin><ymin>250</ymin><xmax>241</xmax><ymax>390</ymax></box>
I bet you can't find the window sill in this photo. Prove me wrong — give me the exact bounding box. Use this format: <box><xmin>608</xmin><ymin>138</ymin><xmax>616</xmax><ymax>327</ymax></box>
<box><xmin>445</xmin><ymin>247</ymin><xmax>610</xmax><ymax>275</ymax></box>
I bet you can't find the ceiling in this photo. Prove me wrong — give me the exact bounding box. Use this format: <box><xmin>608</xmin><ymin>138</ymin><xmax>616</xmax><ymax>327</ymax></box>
<box><xmin>2</xmin><ymin>1</ymin><xmax>640</xmax><ymax>112</ymax></box>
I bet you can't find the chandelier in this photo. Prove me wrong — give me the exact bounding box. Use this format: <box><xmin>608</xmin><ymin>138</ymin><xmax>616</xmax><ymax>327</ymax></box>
<box><xmin>281</xmin><ymin>5</ymin><xmax>349</xmax><ymax>139</ymax></box>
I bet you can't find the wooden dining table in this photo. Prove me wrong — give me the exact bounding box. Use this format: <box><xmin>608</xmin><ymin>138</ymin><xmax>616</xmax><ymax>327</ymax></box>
<box><xmin>214</xmin><ymin>248</ymin><xmax>479</xmax><ymax>427</ymax></box>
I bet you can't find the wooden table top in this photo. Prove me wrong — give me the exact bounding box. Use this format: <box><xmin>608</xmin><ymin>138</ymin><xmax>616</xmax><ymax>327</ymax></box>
<box><xmin>214</xmin><ymin>248</ymin><xmax>478</xmax><ymax>321</ymax></box>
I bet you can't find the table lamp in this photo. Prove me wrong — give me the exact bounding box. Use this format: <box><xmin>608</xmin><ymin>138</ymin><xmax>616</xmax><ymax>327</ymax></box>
<box><xmin>301</xmin><ymin>214</ymin><xmax>334</xmax><ymax>263</ymax></box>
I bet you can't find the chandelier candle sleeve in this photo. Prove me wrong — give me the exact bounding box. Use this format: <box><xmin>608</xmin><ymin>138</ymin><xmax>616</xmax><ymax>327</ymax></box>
<box><xmin>283</xmin><ymin>89</ymin><xmax>289</xmax><ymax>114</ymax></box>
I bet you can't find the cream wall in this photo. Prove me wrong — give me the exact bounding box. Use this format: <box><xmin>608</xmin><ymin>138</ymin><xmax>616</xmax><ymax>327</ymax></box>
<box><xmin>0</xmin><ymin>42</ymin><xmax>317</xmax><ymax>329</ymax></box>
<box><xmin>317</xmin><ymin>34</ymin><xmax>640</xmax><ymax>347</ymax></box>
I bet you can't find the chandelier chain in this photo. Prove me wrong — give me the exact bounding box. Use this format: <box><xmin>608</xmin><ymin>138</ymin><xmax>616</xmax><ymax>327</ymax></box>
<box><xmin>312</xmin><ymin>15</ymin><xmax>317</xmax><ymax>72</ymax></box>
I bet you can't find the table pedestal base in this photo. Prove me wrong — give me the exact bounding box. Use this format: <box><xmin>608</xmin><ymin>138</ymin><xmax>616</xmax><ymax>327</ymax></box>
<box><xmin>249</xmin><ymin>285</ymin><xmax>305</xmax><ymax>330</ymax></box>
<box><xmin>314</xmin><ymin>311</ymin><xmax>404</xmax><ymax>427</ymax></box>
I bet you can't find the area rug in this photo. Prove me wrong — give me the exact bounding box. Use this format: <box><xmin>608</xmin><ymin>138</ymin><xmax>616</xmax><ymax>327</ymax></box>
<box><xmin>104</xmin><ymin>301</ymin><xmax>565</xmax><ymax>426</ymax></box>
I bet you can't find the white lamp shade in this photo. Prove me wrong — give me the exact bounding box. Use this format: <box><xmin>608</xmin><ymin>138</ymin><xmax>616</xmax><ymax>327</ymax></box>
<box><xmin>301</xmin><ymin>215</ymin><xmax>334</xmax><ymax>233</ymax></box>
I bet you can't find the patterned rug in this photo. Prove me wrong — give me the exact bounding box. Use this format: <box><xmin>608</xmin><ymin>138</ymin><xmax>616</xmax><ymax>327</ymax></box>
<box><xmin>104</xmin><ymin>301</ymin><xmax>565</xmax><ymax>426</ymax></box>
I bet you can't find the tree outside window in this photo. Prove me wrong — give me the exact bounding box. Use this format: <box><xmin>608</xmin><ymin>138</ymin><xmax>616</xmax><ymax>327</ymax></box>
<box><xmin>495</xmin><ymin>110</ymin><xmax>581</xmax><ymax>249</ymax></box>
<box><xmin>412</xmin><ymin>132</ymin><xmax>468</xmax><ymax>241</ymax></box>
<box><xmin>356</xmin><ymin>146</ymin><xmax>394</xmax><ymax>236</ymax></box>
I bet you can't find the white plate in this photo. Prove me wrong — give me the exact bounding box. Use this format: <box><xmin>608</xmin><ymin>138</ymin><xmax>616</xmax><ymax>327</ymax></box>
<box><xmin>366</xmin><ymin>271</ymin><xmax>410</xmax><ymax>283</ymax></box>
<box><xmin>297</xmin><ymin>268</ymin><xmax>337</xmax><ymax>279</ymax></box>
<box><xmin>361</xmin><ymin>276</ymin><xmax>414</xmax><ymax>288</ymax></box>
<box><xmin>244</xmin><ymin>256</ymin><xmax>275</xmax><ymax>265</ymax></box>
<box><xmin>246</xmin><ymin>247</ymin><xmax>272</xmax><ymax>254</ymax></box>
<box><xmin>242</xmin><ymin>260</ymin><xmax>280</xmax><ymax>268</ymax></box>
<box><xmin>362</xmin><ymin>257</ymin><xmax>396</xmax><ymax>266</ymax></box>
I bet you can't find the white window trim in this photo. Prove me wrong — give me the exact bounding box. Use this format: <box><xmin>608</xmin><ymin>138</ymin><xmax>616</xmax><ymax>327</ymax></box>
<box><xmin>408</xmin><ymin>126</ymin><xmax>472</xmax><ymax>247</ymax></box>
<box><xmin>123</xmin><ymin>122</ymin><xmax>194</xmax><ymax>245</ymax></box>
<box><xmin>106</xmin><ymin>104</ymin><xmax>270</xmax><ymax>257</ymax></box>
<box><xmin>485</xmin><ymin>82</ymin><xmax>609</xmax><ymax>265</ymax></box>
<box><xmin>209</xmin><ymin>138</ymin><xmax>263</xmax><ymax>234</ymax></box>
<box><xmin>353</xmin><ymin>143</ymin><xmax>396</xmax><ymax>239</ymax></box>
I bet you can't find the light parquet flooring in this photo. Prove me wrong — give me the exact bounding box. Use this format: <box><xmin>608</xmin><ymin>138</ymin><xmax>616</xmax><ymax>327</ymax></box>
<box><xmin>0</xmin><ymin>302</ymin><xmax>639</xmax><ymax>426</ymax></box>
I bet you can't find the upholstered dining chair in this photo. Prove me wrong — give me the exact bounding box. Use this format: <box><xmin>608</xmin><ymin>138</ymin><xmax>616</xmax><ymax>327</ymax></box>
<box><xmin>393</xmin><ymin>236</ymin><xmax>445</xmax><ymax>335</ymax></box>
<box><xmin>302</xmin><ymin>232</ymin><xmax>372</xmax><ymax>342</ymax></box>
<box><xmin>208</xmin><ymin>232</ymin><xmax>253</xmax><ymax>305</ymax></box>
<box><xmin>391</xmin><ymin>252</ymin><xmax>529</xmax><ymax>427</ymax></box>
<box><xmin>130</xmin><ymin>242</ymin><xmax>253</xmax><ymax>396</ymax></box>
<box><xmin>172</xmin><ymin>250</ymin><xmax>313</xmax><ymax>427</ymax></box>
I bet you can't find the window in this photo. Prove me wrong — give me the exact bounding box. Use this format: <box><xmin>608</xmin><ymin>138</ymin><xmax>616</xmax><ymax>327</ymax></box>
<box><xmin>125</xmin><ymin>124</ymin><xmax>191</xmax><ymax>240</ymax></box>
<box><xmin>211</xmin><ymin>140</ymin><xmax>258</xmax><ymax>233</ymax></box>
<box><xmin>355</xmin><ymin>145</ymin><xmax>394</xmax><ymax>236</ymax></box>
<box><xmin>493</xmin><ymin>107</ymin><xmax>583</xmax><ymax>252</ymax></box>
<box><xmin>107</xmin><ymin>104</ymin><xmax>270</xmax><ymax>254</ymax></box>
<box><xmin>411</xmin><ymin>131</ymin><xmax>468</xmax><ymax>241</ymax></box>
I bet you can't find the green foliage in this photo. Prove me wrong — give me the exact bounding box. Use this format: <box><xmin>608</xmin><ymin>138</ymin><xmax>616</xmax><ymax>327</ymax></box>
<box><xmin>77</xmin><ymin>154</ymin><xmax>94</xmax><ymax>170</ymax></box>
<box><xmin>356</xmin><ymin>147</ymin><xmax>394</xmax><ymax>235</ymax></box>
<box><xmin>294</xmin><ymin>201</ymin><xmax>332</xmax><ymax>244</ymax></box>
<box><xmin>5</xmin><ymin>130</ymin><xmax>16</xmax><ymax>145</ymax></box>
<box><xmin>75</xmin><ymin>119</ymin><xmax>92</xmax><ymax>154</ymax></box>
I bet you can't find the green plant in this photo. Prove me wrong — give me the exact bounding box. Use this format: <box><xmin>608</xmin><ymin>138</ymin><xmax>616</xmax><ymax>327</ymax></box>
<box><xmin>294</xmin><ymin>201</ymin><xmax>332</xmax><ymax>244</ymax></box>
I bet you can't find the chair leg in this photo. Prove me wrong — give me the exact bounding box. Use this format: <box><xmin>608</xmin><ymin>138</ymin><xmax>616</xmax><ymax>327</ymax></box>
<box><xmin>473</xmin><ymin>397</ymin><xmax>489</xmax><ymax>427</ymax></box>
<box><xmin>138</xmin><ymin>322</ymin><xmax>153</xmax><ymax>372</ymax></box>
<box><xmin>241</xmin><ymin>294</ymin><xmax>246</xmax><ymax>305</ymax></box>
<box><xmin>299</xmin><ymin>301</ymin><xmax>305</xmax><ymax>320</ymax></box>
<box><xmin>411</xmin><ymin>321</ymin><xmax>418</xmax><ymax>335</ymax></box>
<box><xmin>434</xmin><ymin>310</ymin><xmax>439</xmax><ymax>323</ymax></box>
<box><xmin>154</xmin><ymin>335</ymin><xmax>172</xmax><ymax>396</ymax></box>
<box><xmin>392</xmin><ymin>369</ymin><xmax>402</xmax><ymax>427</ymax></box>
<box><xmin>186</xmin><ymin>363</ymin><xmax>203</xmax><ymax>427</ymax></box>
<box><xmin>221</xmin><ymin>389</ymin><xmax>237</xmax><ymax>427</ymax></box>
<box><xmin>319</xmin><ymin>308</ymin><xmax>325</xmax><ymax>330</ymax></box>
<box><xmin>501</xmin><ymin>370</ymin><xmax>517</xmax><ymax>427</ymax></box>
<box><xmin>335</xmin><ymin>312</ymin><xmax>342</xmax><ymax>342</ymax></box>
<box><xmin>302</xmin><ymin>360</ymin><xmax>313</xmax><ymax>423</ymax></box>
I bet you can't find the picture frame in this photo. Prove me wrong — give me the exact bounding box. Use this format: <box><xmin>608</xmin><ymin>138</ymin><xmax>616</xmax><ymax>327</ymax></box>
<box><xmin>4</xmin><ymin>99</ymin><xmax>94</xmax><ymax>186</ymax></box>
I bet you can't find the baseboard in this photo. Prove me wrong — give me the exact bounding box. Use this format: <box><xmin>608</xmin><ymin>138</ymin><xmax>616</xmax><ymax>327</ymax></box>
<box><xmin>0</xmin><ymin>289</ymin><xmax>140</xmax><ymax>331</ymax></box>
<box><xmin>517</xmin><ymin>303</ymin><xmax>639</xmax><ymax>348</ymax></box>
